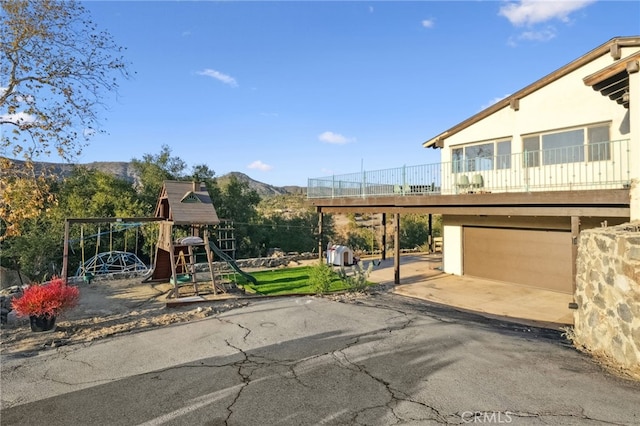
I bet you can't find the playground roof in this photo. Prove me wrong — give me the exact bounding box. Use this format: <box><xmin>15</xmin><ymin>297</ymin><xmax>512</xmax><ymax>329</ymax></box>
<box><xmin>155</xmin><ymin>181</ymin><xmax>220</xmax><ymax>225</ymax></box>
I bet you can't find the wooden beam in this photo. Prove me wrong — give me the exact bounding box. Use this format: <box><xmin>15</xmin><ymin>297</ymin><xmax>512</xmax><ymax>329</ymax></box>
<box><xmin>584</xmin><ymin>50</ymin><xmax>640</xmax><ymax>86</ymax></box>
<box><xmin>308</xmin><ymin>189</ymin><xmax>630</xmax><ymax>209</ymax></box>
<box><xmin>381</xmin><ymin>213</ymin><xmax>387</xmax><ymax>260</ymax></box>
<box><xmin>62</xmin><ymin>219</ymin><xmax>70</xmax><ymax>281</ymax></box>
<box><xmin>318</xmin><ymin>206</ymin><xmax>629</xmax><ymax>218</ymax></box>
<box><xmin>394</xmin><ymin>213</ymin><xmax>400</xmax><ymax>284</ymax></box>
<box><xmin>65</xmin><ymin>217</ymin><xmax>166</xmax><ymax>224</ymax></box>
<box><xmin>428</xmin><ymin>214</ymin><xmax>433</xmax><ymax>253</ymax></box>
<box><xmin>317</xmin><ymin>212</ymin><xmax>324</xmax><ymax>262</ymax></box>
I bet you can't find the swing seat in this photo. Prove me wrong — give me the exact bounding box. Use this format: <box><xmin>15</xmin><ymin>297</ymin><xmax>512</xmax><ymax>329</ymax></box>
<box><xmin>83</xmin><ymin>272</ymin><xmax>94</xmax><ymax>284</ymax></box>
<box><xmin>170</xmin><ymin>274</ymin><xmax>192</xmax><ymax>285</ymax></box>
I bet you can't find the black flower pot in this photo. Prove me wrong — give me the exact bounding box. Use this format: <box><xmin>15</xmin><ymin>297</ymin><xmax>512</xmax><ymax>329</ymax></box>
<box><xmin>29</xmin><ymin>315</ymin><xmax>56</xmax><ymax>332</ymax></box>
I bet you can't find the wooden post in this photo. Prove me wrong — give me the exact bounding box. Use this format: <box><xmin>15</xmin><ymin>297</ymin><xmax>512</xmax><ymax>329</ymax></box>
<box><xmin>381</xmin><ymin>213</ymin><xmax>387</xmax><ymax>260</ymax></box>
<box><xmin>428</xmin><ymin>214</ymin><xmax>433</xmax><ymax>253</ymax></box>
<box><xmin>62</xmin><ymin>219</ymin><xmax>70</xmax><ymax>282</ymax></box>
<box><xmin>394</xmin><ymin>213</ymin><xmax>400</xmax><ymax>284</ymax></box>
<box><xmin>203</xmin><ymin>231</ymin><xmax>217</xmax><ymax>295</ymax></box>
<box><xmin>317</xmin><ymin>211</ymin><xmax>324</xmax><ymax>262</ymax></box>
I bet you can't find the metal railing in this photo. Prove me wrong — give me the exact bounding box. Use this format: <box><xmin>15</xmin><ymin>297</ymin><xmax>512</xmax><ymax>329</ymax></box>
<box><xmin>307</xmin><ymin>139</ymin><xmax>631</xmax><ymax>198</ymax></box>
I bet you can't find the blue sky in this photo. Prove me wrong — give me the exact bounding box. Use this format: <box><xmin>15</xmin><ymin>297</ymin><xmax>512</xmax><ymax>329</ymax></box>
<box><xmin>77</xmin><ymin>0</ymin><xmax>639</xmax><ymax>187</ymax></box>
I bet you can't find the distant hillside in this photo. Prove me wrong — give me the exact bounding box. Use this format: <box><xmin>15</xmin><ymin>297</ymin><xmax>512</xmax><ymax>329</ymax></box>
<box><xmin>3</xmin><ymin>158</ymin><xmax>139</xmax><ymax>183</ymax></box>
<box><xmin>3</xmin><ymin>159</ymin><xmax>304</xmax><ymax>197</ymax></box>
<box><xmin>217</xmin><ymin>172</ymin><xmax>306</xmax><ymax>197</ymax></box>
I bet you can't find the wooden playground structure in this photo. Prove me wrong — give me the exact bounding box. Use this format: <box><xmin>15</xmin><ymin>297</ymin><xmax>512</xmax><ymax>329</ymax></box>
<box><xmin>62</xmin><ymin>181</ymin><xmax>254</xmax><ymax>300</ymax></box>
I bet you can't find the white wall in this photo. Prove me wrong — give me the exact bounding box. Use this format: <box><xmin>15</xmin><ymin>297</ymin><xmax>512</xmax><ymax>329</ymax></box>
<box><xmin>443</xmin><ymin>224</ymin><xmax>462</xmax><ymax>275</ymax></box>
<box><xmin>441</xmin><ymin>46</ymin><xmax>638</xmax><ymax>163</ymax></box>
<box><xmin>629</xmin><ymin>67</ymin><xmax>640</xmax><ymax>220</ymax></box>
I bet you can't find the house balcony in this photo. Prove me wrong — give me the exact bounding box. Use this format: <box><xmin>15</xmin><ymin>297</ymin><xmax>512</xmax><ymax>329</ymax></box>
<box><xmin>306</xmin><ymin>139</ymin><xmax>631</xmax><ymax>218</ymax></box>
<box><xmin>308</xmin><ymin>139</ymin><xmax>631</xmax><ymax>198</ymax></box>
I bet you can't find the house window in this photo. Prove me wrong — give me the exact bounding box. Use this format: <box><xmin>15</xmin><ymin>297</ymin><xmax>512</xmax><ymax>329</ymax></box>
<box><xmin>464</xmin><ymin>143</ymin><xmax>494</xmax><ymax>171</ymax></box>
<box><xmin>451</xmin><ymin>142</ymin><xmax>500</xmax><ymax>172</ymax></box>
<box><xmin>181</xmin><ymin>193</ymin><xmax>201</xmax><ymax>203</ymax></box>
<box><xmin>452</xmin><ymin>148</ymin><xmax>463</xmax><ymax>173</ymax></box>
<box><xmin>522</xmin><ymin>136</ymin><xmax>540</xmax><ymax>167</ymax></box>
<box><xmin>542</xmin><ymin>129</ymin><xmax>584</xmax><ymax>165</ymax></box>
<box><xmin>522</xmin><ymin>123</ymin><xmax>611</xmax><ymax>167</ymax></box>
<box><xmin>588</xmin><ymin>125</ymin><xmax>610</xmax><ymax>161</ymax></box>
<box><xmin>496</xmin><ymin>141</ymin><xmax>511</xmax><ymax>169</ymax></box>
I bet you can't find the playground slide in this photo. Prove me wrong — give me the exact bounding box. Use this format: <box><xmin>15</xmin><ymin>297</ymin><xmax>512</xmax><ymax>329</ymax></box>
<box><xmin>208</xmin><ymin>241</ymin><xmax>258</xmax><ymax>285</ymax></box>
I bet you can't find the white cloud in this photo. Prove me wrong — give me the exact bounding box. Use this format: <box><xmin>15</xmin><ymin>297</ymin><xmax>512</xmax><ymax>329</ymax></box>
<box><xmin>318</xmin><ymin>131</ymin><xmax>355</xmax><ymax>145</ymax></box>
<box><xmin>519</xmin><ymin>28</ymin><xmax>557</xmax><ymax>41</ymax></box>
<box><xmin>421</xmin><ymin>19</ymin><xmax>435</xmax><ymax>29</ymax></box>
<box><xmin>197</xmin><ymin>69</ymin><xmax>238</xmax><ymax>87</ymax></box>
<box><xmin>499</xmin><ymin>0</ymin><xmax>595</xmax><ymax>26</ymax></box>
<box><xmin>0</xmin><ymin>111</ymin><xmax>36</xmax><ymax>125</ymax></box>
<box><xmin>247</xmin><ymin>160</ymin><xmax>273</xmax><ymax>171</ymax></box>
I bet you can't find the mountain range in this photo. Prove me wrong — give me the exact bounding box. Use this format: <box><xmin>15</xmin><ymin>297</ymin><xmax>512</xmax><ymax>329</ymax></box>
<box><xmin>5</xmin><ymin>159</ymin><xmax>305</xmax><ymax>197</ymax></box>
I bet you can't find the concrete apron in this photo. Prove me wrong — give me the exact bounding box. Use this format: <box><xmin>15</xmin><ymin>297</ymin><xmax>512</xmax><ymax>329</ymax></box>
<box><xmin>362</xmin><ymin>253</ymin><xmax>574</xmax><ymax>330</ymax></box>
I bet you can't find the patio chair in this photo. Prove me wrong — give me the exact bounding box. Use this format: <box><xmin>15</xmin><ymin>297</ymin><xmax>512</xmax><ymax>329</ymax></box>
<box><xmin>471</xmin><ymin>174</ymin><xmax>484</xmax><ymax>190</ymax></box>
<box><xmin>457</xmin><ymin>175</ymin><xmax>470</xmax><ymax>193</ymax></box>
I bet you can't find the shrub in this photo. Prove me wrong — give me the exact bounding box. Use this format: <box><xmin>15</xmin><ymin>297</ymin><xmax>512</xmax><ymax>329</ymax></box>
<box><xmin>11</xmin><ymin>277</ymin><xmax>80</xmax><ymax>318</ymax></box>
<box><xmin>338</xmin><ymin>261</ymin><xmax>373</xmax><ymax>293</ymax></box>
<box><xmin>308</xmin><ymin>261</ymin><xmax>335</xmax><ymax>295</ymax></box>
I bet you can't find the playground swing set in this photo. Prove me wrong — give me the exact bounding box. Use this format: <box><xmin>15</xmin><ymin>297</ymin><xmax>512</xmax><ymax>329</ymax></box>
<box><xmin>62</xmin><ymin>180</ymin><xmax>257</xmax><ymax>300</ymax></box>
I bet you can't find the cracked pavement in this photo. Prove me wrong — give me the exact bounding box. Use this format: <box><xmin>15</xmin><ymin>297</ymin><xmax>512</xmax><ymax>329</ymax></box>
<box><xmin>1</xmin><ymin>294</ymin><xmax>639</xmax><ymax>425</ymax></box>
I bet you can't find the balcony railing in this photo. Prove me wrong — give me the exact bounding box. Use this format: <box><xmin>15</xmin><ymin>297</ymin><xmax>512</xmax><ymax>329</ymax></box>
<box><xmin>307</xmin><ymin>139</ymin><xmax>631</xmax><ymax>198</ymax></box>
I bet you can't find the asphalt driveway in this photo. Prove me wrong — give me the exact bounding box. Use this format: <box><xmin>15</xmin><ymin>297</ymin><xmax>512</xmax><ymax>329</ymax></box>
<box><xmin>1</xmin><ymin>294</ymin><xmax>638</xmax><ymax>425</ymax></box>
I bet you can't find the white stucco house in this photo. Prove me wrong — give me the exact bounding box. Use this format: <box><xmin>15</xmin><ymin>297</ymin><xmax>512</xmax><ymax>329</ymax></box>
<box><xmin>307</xmin><ymin>36</ymin><xmax>639</xmax><ymax>298</ymax></box>
<box><xmin>421</xmin><ymin>36</ymin><xmax>639</xmax><ymax>294</ymax></box>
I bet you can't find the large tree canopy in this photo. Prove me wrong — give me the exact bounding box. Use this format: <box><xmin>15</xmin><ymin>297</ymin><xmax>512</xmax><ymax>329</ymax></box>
<box><xmin>0</xmin><ymin>0</ymin><xmax>129</xmax><ymax>161</ymax></box>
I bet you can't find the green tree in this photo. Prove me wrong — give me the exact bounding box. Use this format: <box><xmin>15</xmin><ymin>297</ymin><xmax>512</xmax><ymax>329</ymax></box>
<box><xmin>0</xmin><ymin>161</ymin><xmax>55</xmax><ymax>240</ymax></box>
<box><xmin>1</xmin><ymin>0</ymin><xmax>129</xmax><ymax>161</ymax></box>
<box><xmin>56</xmin><ymin>167</ymin><xmax>145</xmax><ymax>218</ymax></box>
<box><xmin>130</xmin><ymin>145</ymin><xmax>188</xmax><ymax>211</ymax></box>
<box><xmin>1</xmin><ymin>167</ymin><xmax>145</xmax><ymax>280</ymax></box>
<box><xmin>399</xmin><ymin>214</ymin><xmax>440</xmax><ymax>250</ymax></box>
<box><xmin>256</xmin><ymin>211</ymin><xmax>324</xmax><ymax>255</ymax></box>
<box><xmin>0</xmin><ymin>0</ymin><xmax>129</xmax><ymax>243</ymax></box>
<box><xmin>0</xmin><ymin>183</ymin><xmax>59</xmax><ymax>280</ymax></box>
<box><xmin>214</xmin><ymin>176</ymin><xmax>261</xmax><ymax>258</ymax></box>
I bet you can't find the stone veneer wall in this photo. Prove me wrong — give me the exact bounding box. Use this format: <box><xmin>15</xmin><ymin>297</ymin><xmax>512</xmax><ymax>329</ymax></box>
<box><xmin>574</xmin><ymin>222</ymin><xmax>640</xmax><ymax>379</ymax></box>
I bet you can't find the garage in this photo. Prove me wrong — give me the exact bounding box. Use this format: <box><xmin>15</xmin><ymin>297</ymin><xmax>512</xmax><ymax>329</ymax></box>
<box><xmin>463</xmin><ymin>227</ymin><xmax>573</xmax><ymax>293</ymax></box>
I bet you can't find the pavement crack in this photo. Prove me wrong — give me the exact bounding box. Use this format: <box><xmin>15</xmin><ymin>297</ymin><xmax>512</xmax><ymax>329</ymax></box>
<box><xmin>216</xmin><ymin>318</ymin><xmax>252</xmax><ymax>342</ymax></box>
<box><xmin>334</xmin><ymin>348</ymin><xmax>448</xmax><ymax>424</ymax></box>
<box><xmin>222</xmin><ymin>338</ymin><xmax>251</xmax><ymax>426</ymax></box>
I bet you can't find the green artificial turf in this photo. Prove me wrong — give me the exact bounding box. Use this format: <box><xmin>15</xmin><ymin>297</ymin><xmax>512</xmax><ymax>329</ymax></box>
<box><xmin>237</xmin><ymin>266</ymin><xmax>370</xmax><ymax>295</ymax></box>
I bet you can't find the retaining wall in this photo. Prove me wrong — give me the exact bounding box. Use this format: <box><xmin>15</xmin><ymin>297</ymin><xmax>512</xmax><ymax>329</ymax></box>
<box><xmin>574</xmin><ymin>222</ymin><xmax>640</xmax><ymax>379</ymax></box>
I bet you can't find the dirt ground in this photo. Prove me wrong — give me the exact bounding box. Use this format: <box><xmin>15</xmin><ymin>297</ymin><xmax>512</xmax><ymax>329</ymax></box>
<box><xmin>0</xmin><ymin>259</ymin><xmax>346</xmax><ymax>357</ymax></box>
<box><xmin>0</xmin><ymin>275</ymin><xmax>255</xmax><ymax>356</ymax></box>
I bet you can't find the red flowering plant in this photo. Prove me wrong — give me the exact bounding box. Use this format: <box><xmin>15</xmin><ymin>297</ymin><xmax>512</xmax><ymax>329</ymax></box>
<box><xmin>11</xmin><ymin>277</ymin><xmax>80</xmax><ymax>319</ymax></box>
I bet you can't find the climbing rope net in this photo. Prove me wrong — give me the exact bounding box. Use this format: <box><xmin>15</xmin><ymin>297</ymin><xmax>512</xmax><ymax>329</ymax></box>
<box><xmin>75</xmin><ymin>251</ymin><xmax>149</xmax><ymax>277</ymax></box>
